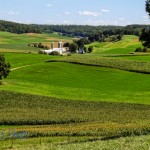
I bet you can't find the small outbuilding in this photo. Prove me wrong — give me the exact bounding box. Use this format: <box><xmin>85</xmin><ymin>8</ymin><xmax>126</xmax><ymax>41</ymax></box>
<box><xmin>39</xmin><ymin>42</ymin><xmax>67</xmax><ymax>54</ymax></box>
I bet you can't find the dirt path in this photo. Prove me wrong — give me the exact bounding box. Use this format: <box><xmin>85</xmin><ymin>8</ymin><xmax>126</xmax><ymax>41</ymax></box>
<box><xmin>11</xmin><ymin>65</ymin><xmax>32</xmax><ymax>71</ymax></box>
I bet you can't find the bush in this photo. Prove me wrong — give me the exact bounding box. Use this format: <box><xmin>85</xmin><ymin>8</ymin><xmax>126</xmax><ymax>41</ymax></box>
<box><xmin>49</xmin><ymin>51</ymin><xmax>60</xmax><ymax>56</ymax></box>
<box><xmin>38</xmin><ymin>50</ymin><xmax>46</xmax><ymax>54</ymax></box>
<box><xmin>143</xmin><ymin>47</ymin><xmax>148</xmax><ymax>52</ymax></box>
<box><xmin>63</xmin><ymin>42</ymin><xmax>70</xmax><ymax>47</ymax></box>
<box><xmin>69</xmin><ymin>43</ymin><xmax>78</xmax><ymax>53</ymax></box>
<box><xmin>135</xmin><ymin>47</ymin><xmax>143</xmax><ymax>52</ymax></box>
<box><xmin>44</xmin><ymin>45</ymin><xmax>50</xmax><ymax>50</ymax></box>
<box><xmin>88</xmin><ymin>46</ymin><xmax>93</xmax><ymax>53</ymax></box>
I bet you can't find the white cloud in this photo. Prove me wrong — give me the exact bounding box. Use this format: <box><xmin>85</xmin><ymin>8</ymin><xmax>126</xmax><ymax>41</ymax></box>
<box><xmin>47</xmin><ymin>4</ymin><xmax>52</xmax><ymax>7</ymax></box>
<box><xmin>64</xmin><ymin>21</ymin><xmax>69</xmax><ymax>23</ymax></box>
<box><xmin>65</xmin><ymin>12</ymin><xmax>71</xmax><ymax>15</ymax></box>
<box><xmin>101</xmin><ymin>9</ymin><xmax>110</xmax><ymax>13</ymax></box>
<box><xmin>78</xmin><ymin>11</ymin><xmax>101</xmax><ymax>17</ymax></box>
<box><xmin>8</xmin><ymin>11</ymin><xmax>19</xmax><ymax>15</ymax></box>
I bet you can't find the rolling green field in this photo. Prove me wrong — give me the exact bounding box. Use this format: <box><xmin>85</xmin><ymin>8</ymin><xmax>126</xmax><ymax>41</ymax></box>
<box><xmin>0</xmin><ymin>53</ymin><xmax>150</xmax><ymax>104</ymax></box>
<box><xmin>88</xmin><ymin>35</ymin><xmax>142</xmax><ymax>54</ymax></box>
<box><xmin>0</xmin><ymin>33</ymin><xmax>150</xmax><ymax>149</ymax></box>
<box><xmin>0</xmin><ymin>32</ymin><xmax>72</xmax><ymax>53</ymax></box>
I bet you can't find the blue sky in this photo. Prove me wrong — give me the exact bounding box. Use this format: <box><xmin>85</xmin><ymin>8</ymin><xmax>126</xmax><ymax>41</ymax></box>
<box><xmin>0</xmin><ymin>0</ymin><xmax>149</xmax><ymax>26</ymax></box>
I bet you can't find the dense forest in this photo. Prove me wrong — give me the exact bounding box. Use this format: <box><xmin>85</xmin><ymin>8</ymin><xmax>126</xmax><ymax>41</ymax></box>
<box><xmin>0</xmin><ymin>20</ymin><xmax>150</xmax><ymax>38</ymax></box>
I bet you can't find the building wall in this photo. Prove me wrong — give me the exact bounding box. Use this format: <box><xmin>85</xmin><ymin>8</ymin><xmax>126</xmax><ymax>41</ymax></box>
<box><xmin>49</xmin><ymin>42</ymin><xmax>69</xmax><ymax>51</ymax></box>
<box><xmin>49</xmin><ymin>42</ymin><xmax>62</xmax><ymax>49</ymax></box>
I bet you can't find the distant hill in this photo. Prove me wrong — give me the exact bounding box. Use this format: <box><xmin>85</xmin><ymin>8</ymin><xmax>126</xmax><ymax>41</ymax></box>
<box><xmin>0</xmin><ymin>31</ymin><xmax>72</xmax><ymax>53</ymax></box>
<box><xmin>88</xmin><ymin>35</ymin><xmax>142</xmax><ymax>54</ymax></box>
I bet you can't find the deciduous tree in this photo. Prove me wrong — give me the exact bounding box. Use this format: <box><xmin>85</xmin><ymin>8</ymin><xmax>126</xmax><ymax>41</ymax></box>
<box><xmin>146</xmin><ymin>0</ymin><xmax>150</xmax><ymax>16</ymax></box>
<box><xmin>69</xmin><ymin>43</ymin><xmax>78</xmax><ymax>53</ymax></box>
<box><xmin>139</xmin><ymin>1</ymin><xmax>150</xmax><ymax>48</ymax></box>
<box><xmin>0</xmin><ymin>55</ymin><xmax>11</xmax><ymax>82</ymax></box>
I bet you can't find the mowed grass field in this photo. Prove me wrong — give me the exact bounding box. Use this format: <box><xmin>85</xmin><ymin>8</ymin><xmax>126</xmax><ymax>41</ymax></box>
<box><xmin>1</xmin><ymin>53</ymin><xmax>150</xmax><ymax>104</ymax></box>
<box><xmin>88</xmin><ymin>35</ymin><xmax>142</xmax><ymax>54</ymax></box>
<box><xmin>0</xmin><ymin>33</ymin><xmax>150</xmax><ymax>149</ymax></box>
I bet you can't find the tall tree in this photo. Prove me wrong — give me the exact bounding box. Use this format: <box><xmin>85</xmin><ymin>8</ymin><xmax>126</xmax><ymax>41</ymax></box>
<box><xmin>69</xmin><ymin>43</ymin><xmax>78</xmax><ymax>53</ymax></box>
<box><xmin>146</xmin><ymin>0</ymin><xmax>150</xmax><ymax>16</ymax></box>
<box><xmin>139</xmin><ymin>28</ymin><xmax>150</xmax><ymax>47</ymax></box>
<box><xmin>0</xmin><ymin>55</ymin><xmax>11</xmax><ymax>82</ymax></box>
<box><xmin>139</xmin><ymin>1</ymin><xmax>150</xmax><ymax>48</ymax></box>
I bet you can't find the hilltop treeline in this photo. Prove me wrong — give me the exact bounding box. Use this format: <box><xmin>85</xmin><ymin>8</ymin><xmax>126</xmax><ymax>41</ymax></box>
<box><xmin>0</xmin><ymin>20</ymin><xmax>149</xmax><ymax>37</ymax></box>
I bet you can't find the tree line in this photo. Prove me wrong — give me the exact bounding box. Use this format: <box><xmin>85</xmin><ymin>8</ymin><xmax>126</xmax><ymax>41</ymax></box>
<box><xmin>0</xmin><ymin>20</ymin><xmax>150</xmax><ymax>38</ymax></box>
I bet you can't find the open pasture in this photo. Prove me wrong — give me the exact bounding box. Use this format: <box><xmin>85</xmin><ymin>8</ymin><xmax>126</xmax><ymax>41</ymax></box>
<box><xmin>0</xmin><ymin>32</ymin><xmax>71</xmax><ymax>53</ymax></box>
<box><xmin>0</xmin><ymin>34</ymin><xmax>150</xmax><ymax>149</ymax></box>
<box><xmin>89</xmin><ymin>35</ymin><xmax>142</xmax><ymax>54</ymax></box>
<box><xmin>0</xmin><ymin>53</ymin><xmax>150</xmax><ymax>104</ymax></box>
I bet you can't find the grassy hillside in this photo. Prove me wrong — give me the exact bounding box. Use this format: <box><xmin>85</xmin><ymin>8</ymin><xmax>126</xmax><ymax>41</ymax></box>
<box><xmin>0</xmin><ymin>53</ymin><xmax>150</xmax><ymax>104</ymax></box>
<box><xmin>0</xmin><ymin>32</ymin><xmax>72</xmax><ymax>53</ymax></box>
<box><xmin>0</xmin><ymin>33</ymin><xmax>150</xmax><ymax>149</ymax></box>
<box><xmin>88</xmin><ymin>35</ymin><xmax>142</xmax><ymax>54</ymax></box>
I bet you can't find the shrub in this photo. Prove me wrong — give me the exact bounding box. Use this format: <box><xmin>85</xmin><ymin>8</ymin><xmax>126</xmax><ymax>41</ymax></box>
<box><xmin>135</xmin><ymin>47</ymin><xmax>143</xmax><ymax>52</ymax></box>
<box><xmin>33</xmin><ymin>43</ymin><xmax>38</xmax><ymax>48</ymax></box>
<box><xmin>50</xmin><ymin>51</ymin><xmax>60</xmax><ymax>56</ymax></box>
<box><xmin>88</xmin><ymin>46</ymin><xmax>93</xmax><ymax>53</ymax></box>
<box><xmin>63</xmin><ymin>42</ymin><xmax>70</xmax><ymax>47</ymax></box>
<box><xmin>44</xmin><ymin>45</ymin><xmax>50</xmax><ymax>50</ymax></box>
<box><xmin>69</xmin><ymin>43</ymin><xmax>78</xmax><ymax>53</ymax></box>
<box><xmin>143</xmin><ymin>47</ymin><xmax>148</xmax><ymax>52</ymax></box>
<box><xmin>38</xmin><ymin>50</ymin><xmax>46</xmax><ymax>54</ymax></box>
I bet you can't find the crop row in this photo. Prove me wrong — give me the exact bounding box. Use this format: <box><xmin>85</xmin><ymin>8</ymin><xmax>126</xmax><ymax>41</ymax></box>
<box><xmin>0</xmin><ymin>91</ymin><xmax>150</xmax><ymax>138</ymax></box>
<box><xmin>1</xmin><ymin>122</ymin><xmax>150</xmax><ymax>140</ymax></box>
<box><xmin>0</xmin><ymin>91</ymin><xmax>150</xmax><ymax>125</ymax></box>
<box><xmin>47</xmin><ymin>55</ymin><xmax>150</xmax><ymax>74</ymax></box>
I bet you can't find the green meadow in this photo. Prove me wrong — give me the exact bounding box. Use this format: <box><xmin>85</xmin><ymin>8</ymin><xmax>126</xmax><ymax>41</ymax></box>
<box><xmin>88</xmin><ymin>35</ymin><xmax>142</xmax><ymax>54</ymax></box>
<box><xmin>0</xmin><ymin>32</ymin><xmax>71</xmax><ymax>53</ymax></box>
<box><xmin>1</xmin><ymin>54</ymin><xmax>150</xmax><ymax>104</ymax></box>
<box><xmin>0</xmin><ymin>32</ymin><xmax>150</xmax><ymax>149</ymax></box>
